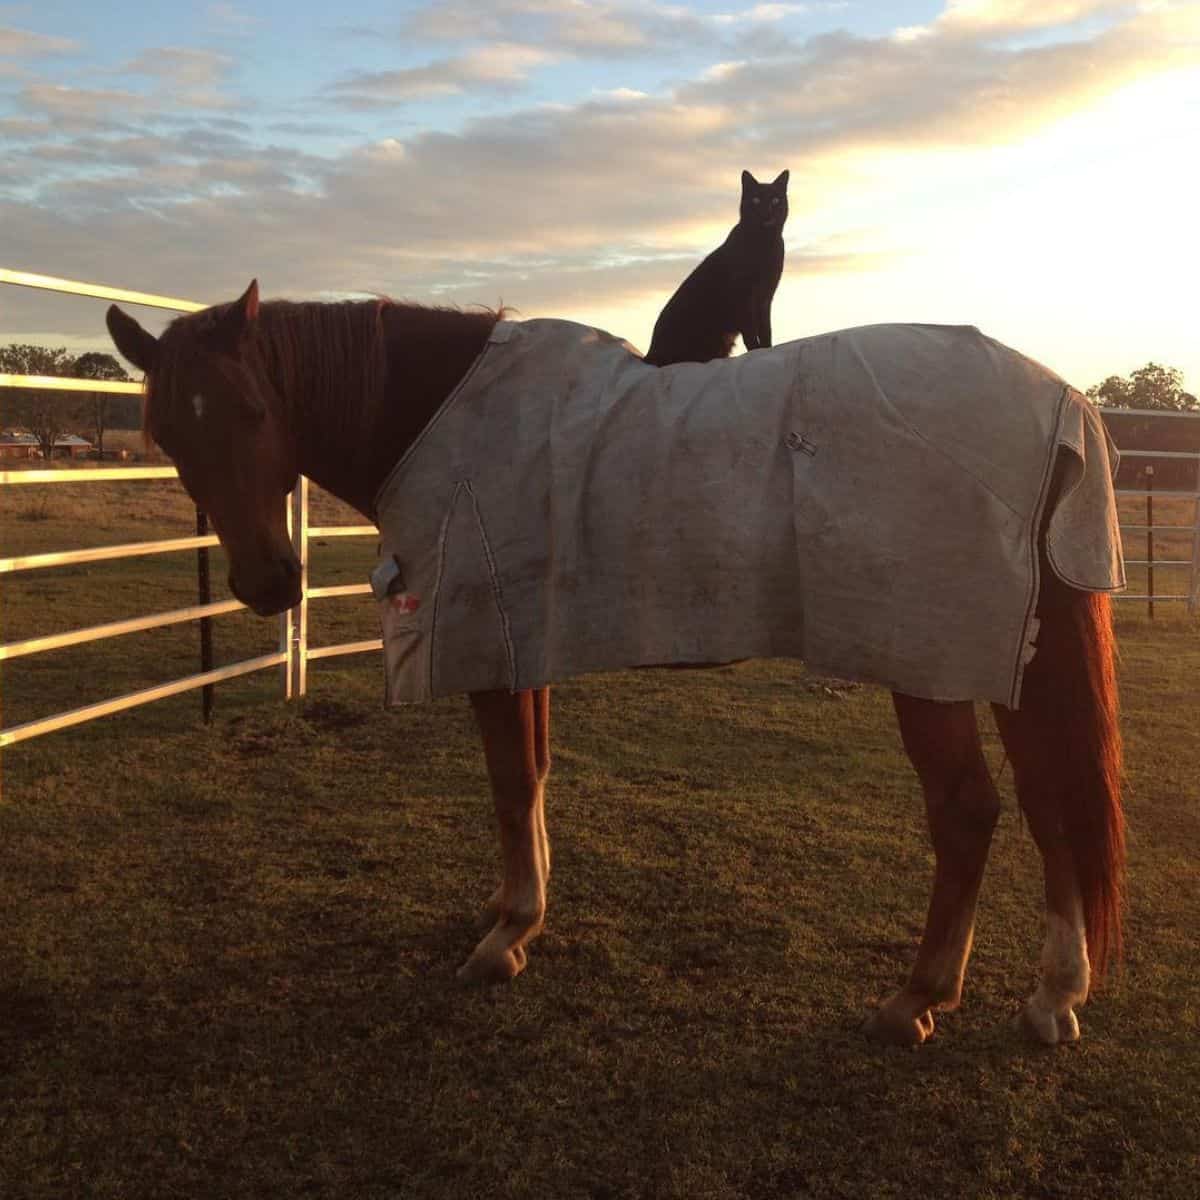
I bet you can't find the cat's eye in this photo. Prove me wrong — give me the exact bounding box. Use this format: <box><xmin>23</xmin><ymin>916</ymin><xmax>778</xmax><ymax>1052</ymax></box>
<box><xmin>752</xmin><ymin>197</ymin><xmax>761</xmax><ymax>205</ymax></box>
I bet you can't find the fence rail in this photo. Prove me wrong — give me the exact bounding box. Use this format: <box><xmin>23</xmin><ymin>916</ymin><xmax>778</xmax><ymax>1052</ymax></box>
<box><xmin>0</xmin><ymin>534</ymin><xmax>221</xmax><ymax>575</ymax></box>
<box><xmin>0</xmin><ymin>599</ymin><xmax>246</xmax><ymax>662</ymax></box>
<box><xmin>2</xmin><ymin>270</ymin><xmax>1197</xmax><ymax>752</ymax></box>
<box><xmin>0</xmin><ymin>466</ymin><xmax>179</xmax><ymax>485</ymax></box>
<box><xmin>1105</xmin><ymin>439</ymin><xmax>1200</xmax><ymax>616</ymax></box>
<box><xmin>0</xmin><ymin>267</ymin><xmax>205</xmax><ymax>312</ymax></box>
<box><xmin>1</xmin><ymin>268</ymin><xmax>380</xmax><ymax>752</ymax></box>
<box><xmin>0</xmin><ymin>652</ymin><xmax>288</xmax><ymax>748</ymax></box>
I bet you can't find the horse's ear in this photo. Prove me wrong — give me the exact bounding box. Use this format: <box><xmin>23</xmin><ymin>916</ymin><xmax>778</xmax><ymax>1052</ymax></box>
<box><xmin>209</xmin><ymin>279</ymin><xmax>260</xmax><ymax>356</ymax></box>
<box><xmin>241</xmin><ymin>278</ymin><xmax>260</xmax><ymax>320</ymax></box>
<box><xmin>773</xmin><ymin>169</ymin><xmax>789</xmax><ymax>189</ymax></box>
<box><xmin>106</xmin><ymin>305</ymin><xmax>159</xmax><ymax>373</ymax></box>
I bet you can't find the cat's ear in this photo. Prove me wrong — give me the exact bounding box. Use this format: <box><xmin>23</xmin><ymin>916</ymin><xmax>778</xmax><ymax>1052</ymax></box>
<box><xmin>742</xmin><ymin>169</ymin><xmax>757</xmax><ymax>189</ymax></box>
<box><xmin>773</xmin><ymin>169</ymin><xmax>789</xmax><ymax>190</ymax></box>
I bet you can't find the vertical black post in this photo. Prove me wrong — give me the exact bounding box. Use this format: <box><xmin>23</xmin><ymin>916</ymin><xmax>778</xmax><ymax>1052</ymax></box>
<box><xmin>197</xmin><ymin>508</ymin><xmax>214</xmax><ymax>721</ymax></box>
<box><xmin>1145</xmin><ymin>466</ymin><xmax>1154</xmax><ymax>621</ymax></box>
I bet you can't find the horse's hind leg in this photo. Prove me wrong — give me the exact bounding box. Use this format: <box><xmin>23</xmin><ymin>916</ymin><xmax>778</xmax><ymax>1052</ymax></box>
<box><xmin>865</xmin><ymin>694</ymin><xmax>1001</xmax><ymax>1045</ymax></box>
<box><xmin>991</xmin><ymin>702</ymin><xmax>1089</xmax><ymax>1044</ymax></box>
<box><xmin>459</xmin><ymin>688</ymin><xmax>550</xmax><ymax>984</ymax></box>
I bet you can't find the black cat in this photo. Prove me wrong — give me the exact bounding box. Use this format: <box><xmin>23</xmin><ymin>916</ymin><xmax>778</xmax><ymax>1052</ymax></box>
<box><xmin>644</xmin><ymin>169</ymin><xmax>789</xmax><ymax>366</ymax></box>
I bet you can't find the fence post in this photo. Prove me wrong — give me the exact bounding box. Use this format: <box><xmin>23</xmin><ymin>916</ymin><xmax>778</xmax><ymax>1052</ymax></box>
<box><xmin>196</xmin><ymin>509</ymin><xmax>214</xmax><ymax>722</ymax></box>
<box><xmin>1144</xmin><ymin>466</ymin><xmax>1154</xmax><ymax>620</ymax></box>
<box><xmin>1190</xmin><ymin>491</ymin><xmax>1200</xmax><ymax>617</ymax></box>
<box><xmin>281</xmin><ymin>477</ymin><xmax>309</xmax><ymax>700</ymax></box>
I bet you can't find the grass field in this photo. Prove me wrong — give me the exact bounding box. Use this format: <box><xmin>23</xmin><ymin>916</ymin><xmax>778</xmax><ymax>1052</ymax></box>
<box><xmin>1</xmin><ymin>468</ymin><xmax>1198</xmax><ymax>1199</ymax></box>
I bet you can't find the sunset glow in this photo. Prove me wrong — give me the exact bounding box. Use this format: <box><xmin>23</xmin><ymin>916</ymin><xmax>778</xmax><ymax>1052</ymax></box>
<box><xmin>2</xmin><ymin>1</ymin><xmax>1197</xmax><ymax>394</ymax></box>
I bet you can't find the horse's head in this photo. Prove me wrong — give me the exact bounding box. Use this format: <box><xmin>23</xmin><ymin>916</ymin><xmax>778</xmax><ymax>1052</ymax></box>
<box><xmin>106</xmin><ymin>280</ymin><xmax>303</xmax><ymax>616</ymax></box>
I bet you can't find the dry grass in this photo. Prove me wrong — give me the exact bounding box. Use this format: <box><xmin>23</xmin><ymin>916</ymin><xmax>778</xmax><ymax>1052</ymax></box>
<box><xmin>1</xmin><ymin>476</ymin><xmax>1198</xmax><ymax>1199</ymax></box>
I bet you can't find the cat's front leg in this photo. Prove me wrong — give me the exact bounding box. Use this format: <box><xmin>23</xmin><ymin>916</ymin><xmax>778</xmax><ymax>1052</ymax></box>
<box><xmin>749</xmin><ymin>289</ymin><xmax>772</xmax><ymax>349</ymax></box>
<box><xmin>739</xmin><ymin>303</ymin><xmax>762</xmax><ymax>351</ymax></box>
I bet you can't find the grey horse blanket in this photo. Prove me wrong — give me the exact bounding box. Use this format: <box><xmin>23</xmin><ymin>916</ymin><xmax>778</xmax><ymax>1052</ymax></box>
<box><xmin>373</xmin><ymin>319</ymin><xmax>1124</xmax><ymax>708</ymax></box>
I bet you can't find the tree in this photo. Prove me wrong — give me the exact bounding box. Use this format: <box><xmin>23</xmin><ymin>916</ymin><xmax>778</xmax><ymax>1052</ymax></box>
<box><xmin>1087</xmin><ymin>362</ymin><xmax>1198</xmax><ymax>412</ymax></box>
<box><xmin>0</xmin><ymin>343</ymin><xmax>90</xmax><ymax>459</ymax></box>
<box><xmin>73</xmin><ymin>351</ymin><xmax>132</xmax><ymax>459</ymax></box>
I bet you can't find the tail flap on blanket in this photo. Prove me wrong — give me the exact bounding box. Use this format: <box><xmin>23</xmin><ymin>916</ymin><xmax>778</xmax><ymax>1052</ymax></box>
<box><xmin>1045</xmin><ymin>391</ymin><xmax>1127</xmax><ymax>594</ymax></box>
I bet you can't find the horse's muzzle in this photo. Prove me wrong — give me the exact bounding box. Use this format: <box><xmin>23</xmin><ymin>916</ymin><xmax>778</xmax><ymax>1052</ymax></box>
<box><xmin>230</xmin><ymin>556</ymin><xmax>302</xmax><ymax>617</ymax></box>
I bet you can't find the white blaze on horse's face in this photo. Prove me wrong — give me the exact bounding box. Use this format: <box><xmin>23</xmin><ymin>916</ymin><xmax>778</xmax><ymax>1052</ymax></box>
<box><xmin>192</xmin><ymin>393</ymin><xmax>206</xmax><ymax>422</ymax></box>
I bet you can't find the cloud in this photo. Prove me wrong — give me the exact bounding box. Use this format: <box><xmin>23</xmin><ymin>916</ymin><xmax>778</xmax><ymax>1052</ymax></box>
<box><xmin>123</xmin><ymin>47</ymin><xmax>233</xmax><ymax>89</ymax></box>
<box><xmin>397</xmin><ymin>1</ymin><xmax>731</xmax><ymax>56</ymax></box>
<box><xmin>402</xmin><ymin>1</ymin><xmax>649</xmax><ymax>49</ymax></box>
<box><xmin>268</xmin><ymin>119</ymin><xmax>355</xmax><ymax>137</ymax></box>
<box><xmin>4</xmin><ymin>0</ymin><xmax>1198</xmax><ymax>357</ymax></box>
<box><xmin>8</xmin><ymin>51</ymin><xmax>239</xmax><ymax>136</ymax></box>
<box><xmin>0</xmin><ymin>24</ymin><xmax>76</xmax><ymax>56</ymax></box>
<box><xmin>593</xmin><ymin>86</ymin><xmax>649</xmax><ymax>100</ymax></box>
<box><xmin>118</xmin><ymin>46</ymin><xmax>238</xmax><ymax>110</ymax></box>
<box><xmin>328</xmin><ymin>42</ymin><xmax>558</xmax><ymax>107</ymax></box>
<box><xmin>206</xmin><ymin>3</ymin><xmax>259</xmax><ymax>31</ymax></box>
<box><xmin>675</xmin><ymin>4</ymin><xmax>1200</xmax><ymax>153</ymax></box>
<box><xmin>899</xmin><ymin>0</ymin><xmax>1139</xmax><ymax>40</ymax></box>
<box><xmin>15</xmin><ymin>82</ymin><xmax>152</xmax><ymax>130</ymax></box>
<box><xmin>0</xmin><ymin>114</ymin><xmax>43</xmax><ymax>137</ymax></box>
<box><xmin>712</xmin><ymin>4</ymin><xmax>816</xmax><ymax>25</ymax></box>
<box><xmin>336</xmin><ymin>1</ymin><xmax>828</xmax><ymax>86</ymax></box>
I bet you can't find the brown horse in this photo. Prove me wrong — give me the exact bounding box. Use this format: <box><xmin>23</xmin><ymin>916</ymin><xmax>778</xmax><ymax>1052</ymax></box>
<box><xmin>106</xmin><ymin>281</ymin><xmax>1124</xmax><ymax>1046</ymax></box>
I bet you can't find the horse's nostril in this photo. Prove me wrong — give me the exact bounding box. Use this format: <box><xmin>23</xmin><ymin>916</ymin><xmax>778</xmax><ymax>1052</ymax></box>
<box><xmin>280</xmin><ymin>556</ymin><xmax>300</xmax><ymax>583</ymax></box>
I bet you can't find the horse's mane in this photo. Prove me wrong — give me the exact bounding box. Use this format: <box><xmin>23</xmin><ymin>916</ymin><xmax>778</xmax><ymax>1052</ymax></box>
<box><xmin>144</xmin><ymin>298</ymin><xmax>388</xmax><ymax>440</ymax></box>
<box><xmin>252</xmin><ymin>299</ymin><xmax>393</xmax><ymax>462</ymax></box>
<box><xmin>144</xmin><ymin>297</ymin><xmax>505</xmax><ymax>476</ymax></box>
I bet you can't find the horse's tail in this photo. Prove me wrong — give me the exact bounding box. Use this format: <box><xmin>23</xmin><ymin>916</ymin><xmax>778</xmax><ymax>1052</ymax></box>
<box><xmin>1019</xmin><ymin>556</ymin><xmax>1125</xmax><ymax>981</ymax></box>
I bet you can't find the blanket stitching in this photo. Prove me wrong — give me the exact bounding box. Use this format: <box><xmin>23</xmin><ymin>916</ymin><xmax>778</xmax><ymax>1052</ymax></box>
<box><xmin>464</xmin><ymin>479</ymin><xmax>518</xmax><ymax>689</ymax></box>
<box><xmin>1010</xmin><ymin>385</ymin><xmax>1067</xmax><ymax>708</ymax></box>
<box><xmin>426</xmin><ymin>483</ymin><xmax>462</xmax><ymax>698</ymax></box>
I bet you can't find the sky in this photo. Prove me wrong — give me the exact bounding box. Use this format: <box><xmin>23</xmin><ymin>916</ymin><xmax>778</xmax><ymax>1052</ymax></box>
<box><xmin>1</xmin><ymin>0</ymin><xmax>1198</xmax><ymax>393</ymax></box>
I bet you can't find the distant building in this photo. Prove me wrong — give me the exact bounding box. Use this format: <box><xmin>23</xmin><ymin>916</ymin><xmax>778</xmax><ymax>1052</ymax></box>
<box><xmin>0</xmin><ymin>431</ymin><xmax>98</xmax><ymax>460</ymax></box>
<box><xmin>52</xmin><ymin>434</ymin><xmax>94</xmax><ymax>459</ymax></box>
<box><xmin>0</xmin><ymin>430</ymin><xmax>40</xmax><ymax>459</ymax></box>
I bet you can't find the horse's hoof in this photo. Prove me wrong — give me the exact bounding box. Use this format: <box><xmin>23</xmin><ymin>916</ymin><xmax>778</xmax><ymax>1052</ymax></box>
<box><xmin>863</xmin><ymin>1005</ymin><xmax>935</xmax><ymax>1046</ymax></box>
<box><xmin>456</xmin><ymin>943</ymin><xmax>527</xmax><ymax>986</ymax></box>
<box><xmin>1014</xmin><ymin>1001</ymin><xmax>1080</xmax><ymax>1046</ymax></box>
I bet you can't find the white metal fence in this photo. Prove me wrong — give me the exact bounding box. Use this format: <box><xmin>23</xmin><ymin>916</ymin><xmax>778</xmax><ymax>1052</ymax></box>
<box><xmin>1</xmin><ymin>269</ymin><xmax>1197</xmax><ymax>752</ymax></box>
<box><xmin>0</xmin><ymin>268</ymin><xmax>379</xmax><ymax>750</ymax></box>
<box><xmin>1097</xmin><ymin>409</ymin><xmax>1200</xmax><ymax>617</ymax></box>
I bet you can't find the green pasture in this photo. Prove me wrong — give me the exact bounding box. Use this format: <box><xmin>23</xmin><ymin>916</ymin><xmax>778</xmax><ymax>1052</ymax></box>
<box><xmin>1</xmin><ymin>468</ymin><xmax>1198</xmax><ymax>1199</ymax></box>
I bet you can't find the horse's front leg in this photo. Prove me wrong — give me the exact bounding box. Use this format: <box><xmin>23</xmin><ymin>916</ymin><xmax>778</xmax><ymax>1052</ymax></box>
<box><xmin>865</xmin><ymin>695</ymin><xmax>1001</xmax><ymax>1045</ymax></box>
<box><xmin>458</xmin><ymin>687</ymin><xmax>551</xmax><ymax>984</ymax></box>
